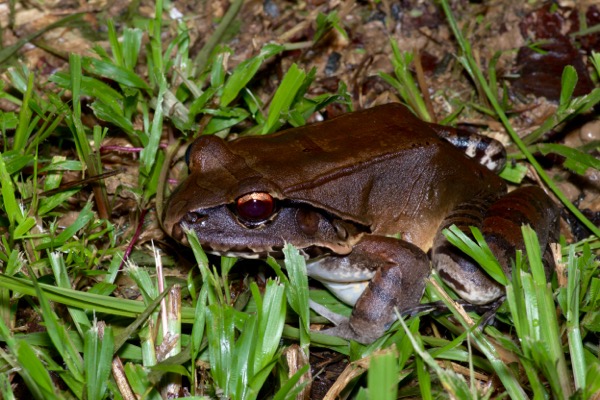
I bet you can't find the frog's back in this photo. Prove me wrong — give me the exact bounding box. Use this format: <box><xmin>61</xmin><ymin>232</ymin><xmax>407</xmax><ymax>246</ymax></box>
<box><xmin>235</xmin><ymin>104</ymin><xmax>502</xmax><ymax>196</ymax></box>
<box><xmin>232</xmin><ymin>103</ymin><xmax>443</xmax><ymax>181</ymax></box>
<box><xmin>198</xmin><ymin>103</ymin><xmax>506</xmax><ymax>248</ymax></box>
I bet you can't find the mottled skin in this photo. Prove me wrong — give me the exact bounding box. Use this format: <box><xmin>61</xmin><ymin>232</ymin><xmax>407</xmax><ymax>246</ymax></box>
<box><xmin>164</xmin><ymin>103</ymin><xmax>559</xmax><ymax>343</ymax></box>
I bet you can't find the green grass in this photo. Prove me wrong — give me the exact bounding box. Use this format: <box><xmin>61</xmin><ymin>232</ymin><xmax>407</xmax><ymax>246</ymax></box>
<box><xmin>0</xmin><ymin>0</ymin><xmax>599</xmax><ymax>399</ymax></box>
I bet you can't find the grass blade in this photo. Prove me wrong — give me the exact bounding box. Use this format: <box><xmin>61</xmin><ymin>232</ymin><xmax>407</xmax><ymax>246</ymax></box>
<box><xmin>368</xmin><ymin>350</ymin><xmax>399</xmax><ymax>400</ymax></box>
<box><xmin>84</xmin><ymin>323</ymin><xmax>114</xmax><ymax>400</ymax></box>
<box><xmin>263</xmin><ymin>63</ymin><xmax>306</xmax><ymax>134</ymax></box>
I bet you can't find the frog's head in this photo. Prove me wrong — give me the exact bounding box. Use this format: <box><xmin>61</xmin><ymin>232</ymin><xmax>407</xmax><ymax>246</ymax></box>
<box><xmin>163</xmin><ymin>136</ymin><xmax>366</xmax><ymax>258</ymax></box>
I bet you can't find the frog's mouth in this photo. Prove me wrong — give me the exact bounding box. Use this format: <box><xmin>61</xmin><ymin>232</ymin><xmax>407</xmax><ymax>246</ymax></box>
<box><xmin>189</xmin><ymin>242</ymin><xmax>333</xmax><ymax>261</ymax></box>
<box><xmin>202</xmin><ymin>245</ymin><xmax>281</xmax><ymax>259</ymax></box>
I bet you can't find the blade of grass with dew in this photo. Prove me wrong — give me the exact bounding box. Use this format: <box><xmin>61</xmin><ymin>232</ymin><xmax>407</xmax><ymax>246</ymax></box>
<box><xmin>140</xmin><ymin>74</ymin><xmax>166</xmax><ymax>185</ymax></box>
<box><xmin>282</xmin><ymin>243</ymin><xmax>311</xmax><ymax>348</ymax></box>
<box><xmin>0</xmin><ymin>109</ymin><xmax>18</xmax><ymax>131</ymax></box>
<box><xmin>0</xmin><ymin>152</ymin><xmax>24</xmax><ymax>231</ymax></box>
<box><xmin>12</xmin><ymin>72</ymin><xmax>34</xmax><ymax>152</ymax></box>
<box><xmin>67</xmin><ymin>54</ymin><xmax>112</xmax><ymax>218</ymax></box>
<box><xmin>185</xmin><ymin>228</ymin><xmax>226</xmax><ymax>306</ymax></box>
<box><xmin>442</xmin><ymin>224</ymin><xmax>508</xmax><ymax>285</ymax></box>
<box><xmin>230</xmin><ymin>315</ymin><xmax>257</xmax><ymax>399</ymax></box>
<box><xmin>534</xmin><ymin>143</ymin><xmax>600</xmax><ymax>175</ymax></box>
<box><xmin>0</xmin><ymin>274</ymin><xmax>197</xmax><ymax>321</ymax></box>
<box><xmin>0</xmin><ymin>317</ymin><xmax>59</xmax><ymax>399</ymax></box>
<box><xmin>81</xmin><ymin>57</ymin><xmax>149</xmax><ymax>89</ymax></box>
<box><xmin>206</xmin><ymin>304</ymin><xmax>237</xmax><ymax>396</ymax></box>
<box><xmin>202</xmin><ymin>106</ymin><xmax>250</xmax><ymax>135</ymax></box>
<box><xmin>505</xmin><ymin>227</ymin><xmax>571</xmax><ymax>398</ymax></box>
<box><xmin>221</xmin><ymin>43</ymin><xmax>285</xmax><ymax>107</ymax></box>
<box><xmin>219</xmin><ymin>256</ymin><xmax>237</xmax><ymax>305</ymax></box>
<box><xmin>563</xmin><ymin>245</ymin><xmax>586</xmax><ymax>391</ymax></box>
<box><xmin>0</xmin><ymin>371</ymin><xmax>15</xmax><ymax>400</ymax></box>
<box><xmin>263</xmin><ymin>63</ymin><xmax>306</xmax><ymax>134</ymax></box>
<box><xmin>429</xmin><ymin>272</ymin><xmax>529</xmax><ymax>398</ymax></box>
<box><xmin>126</xmin><ymin>260</ymin><xmax>159</xmax><ymax>303</ymax></box>
<box><xmin>138</xmin><ymin>319</ymin><xmax>158</xmax><ymax>368</ymax></box>
<box><xmin>313</xmin><ymin>11</ymin><xmax>348</xmax><ymax>44</ymax></box>
<box><xmin>112</xmin><ymin>286</ymin><xmax>171</xmax><ymax>355</ymax></box>
<box><xmin>189</xmin><ymin>282</ymin><xmax>208</xmax><ymax>396</ymax></box>
<box><xmin>382</xmin><ymin>40</ymin><xmax>431</xmax><ymax>121</ymax></box>
<box><xmin>396</xmin><ymin>317</ymin><xmax>419</xmax><ymax>372</ymax></box>
<box><xmin>252</xmin><ymin>280</ymin><xmax>286</xmax><ymax>375</ymax></box>
<box><xmin>49</xmin><ymin>75</ymin><xmax>137</xmax><ymax>138</ymax></box>
<box><xmin>84</xmin><ymin>323</ymin><xmax>113</xmax><ymax>400</ymax></box>
<box><xmin>272</xmin><ymin>365</ymin><xmax>311</xmax><ymax>400</ymax></box>
<box><xmin>1</xmin><ymin>149</ymin><xmax>33</xmax><ymax>175</ymax></box>
<box><xmin>498</xmin><ymin>160</ymin><xmax>528</xmax><ymax>184</ymax></box>
<box><xmin>396</xmin><ymin>315</ymin><xmax>474</xmax><ymax>399</ymax></box>
<box><xmin>441</xmin><ymin>0</ymin><xmax>600</xmax><ymax>238</ymax></box>
<box><xmin>48</xmin><ymin>252</ymin><xmax>91</xmax><ymax>336</ymax></box>
<box><xmin>124</xmin><ymin>362</ymin><xmax>162</xmax><ymax>400</ymax></box>
<box><xmin>35</xmin><ymin>202</ymin><xmax>94</xmax><ymax>250</ymax></box>
<box><xmin>415</xmin><ymin>356</ymin><xmax>432</xmax><ymax>400</ymax></box>
<box><xmin>27</xmin><ymin>266</ymin><xmax>85</xmax><ymax>396</ymax></box>
<box><xmin>368</xmin><ymin>350</ymin><xmax>399</xmax><ymax>400</ymax></box>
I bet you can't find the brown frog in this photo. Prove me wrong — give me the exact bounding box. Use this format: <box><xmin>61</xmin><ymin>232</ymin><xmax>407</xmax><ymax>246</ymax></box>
<box><xmin>164</xmin><ymin>103</ymin><xmax>559</xmax><ymax>343</ymax></box>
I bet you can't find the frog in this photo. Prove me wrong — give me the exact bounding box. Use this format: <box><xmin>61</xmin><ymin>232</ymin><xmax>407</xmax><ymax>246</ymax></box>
<box><xmin>163</xmin><ymin>103</ymin><xmax>559</xmax><ymax>344</ymax></box>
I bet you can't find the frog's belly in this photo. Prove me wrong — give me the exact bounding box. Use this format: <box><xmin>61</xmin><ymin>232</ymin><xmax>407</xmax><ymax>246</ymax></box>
<box><xmin>306</xmin><ymin>258</ymin><xmax>375</xmax><ymax>306</ymax></box>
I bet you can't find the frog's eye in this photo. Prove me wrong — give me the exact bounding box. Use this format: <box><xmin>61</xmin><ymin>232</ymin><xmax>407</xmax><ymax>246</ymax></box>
<box><xmin>236</xmin><ymin>192</ymin><xmax>275</xmax><ymax>222</ymax></box>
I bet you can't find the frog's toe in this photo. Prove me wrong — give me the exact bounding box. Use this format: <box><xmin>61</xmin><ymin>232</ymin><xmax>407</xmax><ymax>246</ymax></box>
<box><xmin>317</xmin><ymin>323</ymin><xmax>366</xmax><ymax>344</ymax></box>
<box><xmin>309</xmin><ymin>300</ymin><xmax>386</xmax><ymax>344</ymax></box>
<box><xmin>308</xmin><ymin>300</ymin><xmax>348</xmax><ymax>325</ymax></box>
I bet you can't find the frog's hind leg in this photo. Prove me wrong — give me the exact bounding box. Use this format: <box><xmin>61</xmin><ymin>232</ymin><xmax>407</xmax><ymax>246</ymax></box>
<box><xmin>432</xmin><ymin>186</ymin><xmax>559</xmax><ymax>304</ymax></box>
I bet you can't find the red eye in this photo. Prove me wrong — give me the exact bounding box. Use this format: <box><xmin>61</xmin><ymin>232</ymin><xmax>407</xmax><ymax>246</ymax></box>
<box><xmin>236</xmin><ymin>192</ymin><xmax>275</xmax><ymax>222</ymax></box>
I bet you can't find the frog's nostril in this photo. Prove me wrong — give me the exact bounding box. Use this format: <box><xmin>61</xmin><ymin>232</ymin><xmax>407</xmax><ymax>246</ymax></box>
<box><xmin>183</xmin><ymin>211</ymin><xmax>206</xmax><ymax>225</ymax></box>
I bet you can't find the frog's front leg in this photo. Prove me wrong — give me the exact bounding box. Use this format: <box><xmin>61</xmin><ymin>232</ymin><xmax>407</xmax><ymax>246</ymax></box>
<box><xmin>307</xmin><ymin>236</ymin><xmax>430</xmax><ymax>344</ymax></box>
<box><xmin>433</xmin><ymin>186</ymin><xmax>559</xmax><ymax>304</ymax></box>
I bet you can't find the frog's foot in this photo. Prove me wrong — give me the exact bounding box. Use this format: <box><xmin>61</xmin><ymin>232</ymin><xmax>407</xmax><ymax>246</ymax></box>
<box><xmin>308</xmin><ymin>237</ymin><xmax>430</xmax><ymax>344</ymax></box>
